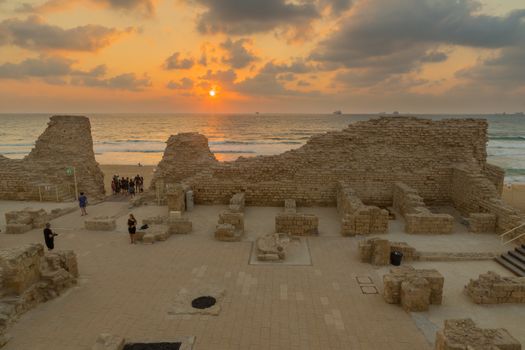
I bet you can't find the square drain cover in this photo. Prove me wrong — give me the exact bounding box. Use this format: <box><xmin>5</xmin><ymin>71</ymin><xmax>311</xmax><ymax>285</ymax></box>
<box><xmin>124</xmin><ymin>343</ymin><xmax>182</xmax><ymax>350</ymax></box>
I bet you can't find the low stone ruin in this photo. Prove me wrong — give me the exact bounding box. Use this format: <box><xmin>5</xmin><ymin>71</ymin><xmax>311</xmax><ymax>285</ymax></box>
<box><xmin>465</xmin><ymin>271</ymin><xmax>525</xmax><ymax>304</ymax></box>
<box><xmin>85</xmin><ymin>216</ymin><xmax>117</xmax><ymax>231</ymax></box>
<box><xmin>4</xmin><ymin>207</ymin><xmax>76</xmax><ymax>234</ymax></box>
<box><xmin>274</xmin><ymin>199</ymin><xmax>319</xmax><ymax>236</ymax></box>
<box><xmin>255</xmin><ymin>233</ymin><xmax>292</xmax><ymax>261</ymax></box>
<box><xmin>383</xmin><ymin>266</ymin><xmax>444</xmax><ymax>312</ymax></box>
<box><xmin>337</xmin><ymin>182</ymin><xmax>389</xmax><ymax>236</ymax></box>
<box><xmin>0</xmin><ymin>244</ymin><xmax>78</xmax><ymax>345</ymax></box>
<box><xmin>137</xmin><ymin>224</ymin><xmax>169</xmax><ymax>244</ymax></box>
<box><xmin>215</xmin><ymin>193</ymin><xmax>245</xmax><ymax>241</ymax></box>
<box><xmin>359</xmin><ymin>238</ymin><xmax>418</xmax><ymax>265</ymax></box>
<box><xmin>168</xmin><ymin>211</ymin><xmax>192</xmax><ymax>235</ymax></box>
<box><xmin>393</xmin><ymin>183</ymin><xmax>454</xmax><ymax>234</ymax></box>
<box><xmin>435</xmin><ymin>319</ymin><xmax>521</xmax><ymax>350</ymax></box>
<box><xmin>467</xmin><ymin>213</ymin><xmax>497</xmax><ymax>233</ymax></box>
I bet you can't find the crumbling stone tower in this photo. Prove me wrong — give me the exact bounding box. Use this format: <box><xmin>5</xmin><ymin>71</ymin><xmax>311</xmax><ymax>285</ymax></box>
<box><xmin>0</xmin><ymin>115</ymin><xmax>105</xmax><ymax>201</ymax></box>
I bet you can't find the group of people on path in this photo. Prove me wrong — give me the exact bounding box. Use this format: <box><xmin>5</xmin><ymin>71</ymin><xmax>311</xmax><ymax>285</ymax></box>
<box><xmin>111</xmin><ymin>174</ymin><xmax>144</xmax><ymax>197</ymax></box>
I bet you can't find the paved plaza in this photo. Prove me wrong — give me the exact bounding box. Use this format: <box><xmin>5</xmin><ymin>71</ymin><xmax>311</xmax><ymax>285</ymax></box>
<box><xmin>0</xmin><ymin>200</ymin><xmax>522</xmax><ymax>350</ymax></box>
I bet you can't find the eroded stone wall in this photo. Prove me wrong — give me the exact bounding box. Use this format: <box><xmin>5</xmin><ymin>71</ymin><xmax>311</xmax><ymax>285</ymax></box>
<box><xmin>393</xmin><ymin>183</ymin><xmax>454</xmax><ymax>234</ymax></box>
<box><xmin>435</xmin><ymin>319</ymin><xmax>521</xmax><ymax>350</ymax></box>
<box><xmin>0</xmin><ymin>244</ymin><xmax>78</xmax><ymax>344</ymax></box>
<box><xmin>337</xmin><ymin>182</ymin><xmax>388</xmax><ymax>236</ymax></box>
<box><xmin>465</xmin><ymin>271</ymin><xmax>525</xmax><ymax>304</ymax></box>
<box><xmin>152</xmin><ymin>117</ymin><xmax>490</xmax><ymax>207</ymax></box>
<box><xmin>0</xmin><ymin>116</ymin><xmax>105</xmax><ymax>201</ymax></box>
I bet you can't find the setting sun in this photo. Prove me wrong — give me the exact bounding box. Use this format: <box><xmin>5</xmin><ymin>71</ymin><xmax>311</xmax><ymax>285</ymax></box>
<box><xmin>209</xmin><ymin>89</ymin><xmax>216</xmax><ymax>97</ymax></box>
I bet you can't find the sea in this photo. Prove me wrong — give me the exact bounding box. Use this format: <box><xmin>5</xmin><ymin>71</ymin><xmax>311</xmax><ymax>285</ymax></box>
<box><xmin>0</xmin><ymin>113</ymin><xmax>524</xmax><ymax>183</ymax></box>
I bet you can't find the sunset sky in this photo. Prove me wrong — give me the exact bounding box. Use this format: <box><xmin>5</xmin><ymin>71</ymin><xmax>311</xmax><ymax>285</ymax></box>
<box><xmin>0</xmin><ymin>0</ymin><xmax>524</xmax><ymax>113</ymax></box>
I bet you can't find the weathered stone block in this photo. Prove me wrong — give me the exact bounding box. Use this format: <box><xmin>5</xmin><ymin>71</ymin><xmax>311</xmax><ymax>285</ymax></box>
<box><xmin>85</xmin><ymin>217</ymin><xmax>116</xmax><ymax>231</ymax></box>
<box><xmin>167</xmin><ymin>185</ymin><xmax>186</xmax><ymax>213</ymax></box>
<box><xmin>215</xmin><ymin>223</ymin><xmax>239</xmax><ymax>242</ymax></box>
<box><xmin>168</xmin><ymin>217</ymin><xmax>192</xmax><ymax>235</ymax></box>
<box><xmin>218</xmin><ymin>211</ymin><xmax>244</xmax><ymax>232</ymax></box>
<box><xmin>229</xmin><ymin>192</ymin><xmax>245</xmax><ymax>212</ymax></box>
<box><xmin>401</xmin><ymin>277</ymin><xmax>430</xmax><ymax>312</ymax></box>
<box><xmin>372</xmin><ymin>239</ymin><xmax>390</xmax><ymax>266</ymax></box>
<box><xmin>5</xmin><ymin>224</ymin><xmax>32</xmax><ymax>235</ymax></box>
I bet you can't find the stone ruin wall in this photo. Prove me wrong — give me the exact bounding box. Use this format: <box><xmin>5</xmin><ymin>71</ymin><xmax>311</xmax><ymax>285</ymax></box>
<box><xmin>451</xmin><ymin>165</ymin><xmax>525</xmax><ymax>241</ymax></box>
<box><xmin>0</xmin><ymin>116</ymin><xmax>105</xmax><ymax>201</ymax></box>
<box><xmin>0</xmin><ymin>244</ymin><xmax>78</xmax><ymax>344</ymax></box>
<box><xmin>393</xmin><ymin>182</ymin><xmax>454</xmax><ymax>234</ymax></box>
<box><xmin>153</xmin><ymin>117</ymin><xmax>493</xmax><ymax>208</ymax></box>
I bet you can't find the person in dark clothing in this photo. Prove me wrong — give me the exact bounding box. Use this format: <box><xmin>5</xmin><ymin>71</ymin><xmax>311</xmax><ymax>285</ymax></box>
<box><xmin>43</xmin><ymin>223</ymin><xmax>58</xmax><ymax>251</ymax></box>
<box><xmin>128</xmin><ymin>214</ymin><xmax>137</xmax><ymax>244</ymax></box>
<box><xmin>79</xmin><ymin>192</ymin><xmax>88</xmax><ymax>216</ymax></box>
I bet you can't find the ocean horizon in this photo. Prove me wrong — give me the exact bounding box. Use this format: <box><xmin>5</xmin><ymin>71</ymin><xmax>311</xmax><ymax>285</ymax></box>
<box><xmin>1</xmin><ymin>113</ymin><xmax>524</xmax><ymax>183</ymax></box>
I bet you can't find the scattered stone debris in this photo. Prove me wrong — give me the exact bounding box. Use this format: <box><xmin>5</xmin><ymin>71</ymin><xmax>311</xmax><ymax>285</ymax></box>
<box><xmin>0</xmin><ymin>244</ymin><xmax>78</xmax><ymax>345</ymax></box>
<box><xmin>435</xmin><ymin>318</ymin><xmax>521</xmax><ymax>350</ymax></box>
<box><xmin>383</xmin><ymin>266</ymin><xmax>444</xmax><ymax>312</ymax></box>
<box><xmin>465</xmin><ymin>271</ymin><xmax>525</xmax><ymax>304</ymax></box>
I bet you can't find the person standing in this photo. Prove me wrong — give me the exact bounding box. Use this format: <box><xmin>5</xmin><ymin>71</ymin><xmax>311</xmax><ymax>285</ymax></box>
<box><xmin>79</xmin><ymin>192</ymin><xmax>88</xmax><ymax>216</ymax></box>
<box><xmin>128</xmin><ymin>214</ymin><xmax>137</xmax><ymax>244</ymax></box>
<box><xmin>43</xmin><ymin>223</ymin><xmax>58</xmax><ymax>251</ymax></box>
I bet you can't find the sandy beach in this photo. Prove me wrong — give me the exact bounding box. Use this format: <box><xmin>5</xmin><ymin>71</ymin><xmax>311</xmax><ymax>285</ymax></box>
<box><xmin>503</xmin><ymin>183</ymin><xmax>525</xmax><ymax>213</ymax></box>
<box><xmin>99</xmin><ymin>164</ymin><xmax>156</xmax><ymax>194</ymax></box>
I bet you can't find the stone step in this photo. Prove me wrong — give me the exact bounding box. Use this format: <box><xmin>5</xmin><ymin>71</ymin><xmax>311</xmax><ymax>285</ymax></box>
<box><xmin>495</xmin><ymin>256</ymin><xmax>525</xmax><ymax>277</ymax></box>
<box><xmin>517</xmin><ymin>246</ymin><xmax>525</xmax><ymax>256</ymax></box>
<box><xmin>509</xmin><ymin>249</ymin><xmax>525</xmax><ymax>264</ymax></box>
<box><xmin>501</xmin><ymin>253</ymin><xmax>525</xmax><ymax>274</ymax></box>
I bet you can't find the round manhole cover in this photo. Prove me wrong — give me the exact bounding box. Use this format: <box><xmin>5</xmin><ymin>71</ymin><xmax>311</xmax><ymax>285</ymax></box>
<box><xmin>191</xmin><ymin>296</ymin><xmax>216</xmax><ymax>309</ymax></box>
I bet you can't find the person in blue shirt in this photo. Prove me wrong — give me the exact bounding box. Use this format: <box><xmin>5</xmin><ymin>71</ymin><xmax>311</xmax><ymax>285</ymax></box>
<box><xmin>79</xmin><ymin>192</ymin><xmax>88</xmax><ymax>216</ymax></box>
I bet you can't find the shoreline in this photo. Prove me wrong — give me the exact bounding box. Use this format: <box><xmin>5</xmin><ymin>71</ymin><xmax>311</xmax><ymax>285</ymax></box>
<box><xmin>99</xmin><ymin>164</ymin><xmax>525</xmax><ymax>213</ymax></box>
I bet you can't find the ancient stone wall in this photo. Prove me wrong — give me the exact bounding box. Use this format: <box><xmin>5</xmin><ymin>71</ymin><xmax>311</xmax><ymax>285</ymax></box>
<box><xmin>337</xmin><ymin>182</ymin><xmax>388</xmax><ymax>236</ymax></box>
<box><xmin>153</xmin><ymin>117</ymin><xmax>490</xmax><ymax>207</ymax></box>
<box><xmin>465</xmin><ymin>271</ymin><xmax>525</xmax><ymax>304</ymax></box>
<box><xmin>393</xmin><ymin>183</ymin><xmax>454</xmax><ymax>234</ymax></box>
<box><xmin>468</xmin><ymin>213</ymin><xmax>497</xmax><ymax>233</ymax></box>
<box><xmin>0</xmin><ymin>116</ymin><xmax>105</xmax><ymax>201</ymax></box>
<box><xmin>451</xmin><ymin>165</ymin><xmax>525</xmax><ymax>242</ymax></box>
<box><xmin>435</xmin><ymin>319</ymin><xmax>521</xmax><ymax>350</ymax></box>
<box><xmin>275</xmin><ymin>213</ymin><xmax>319</xmax><ymax>236</ymax></box>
